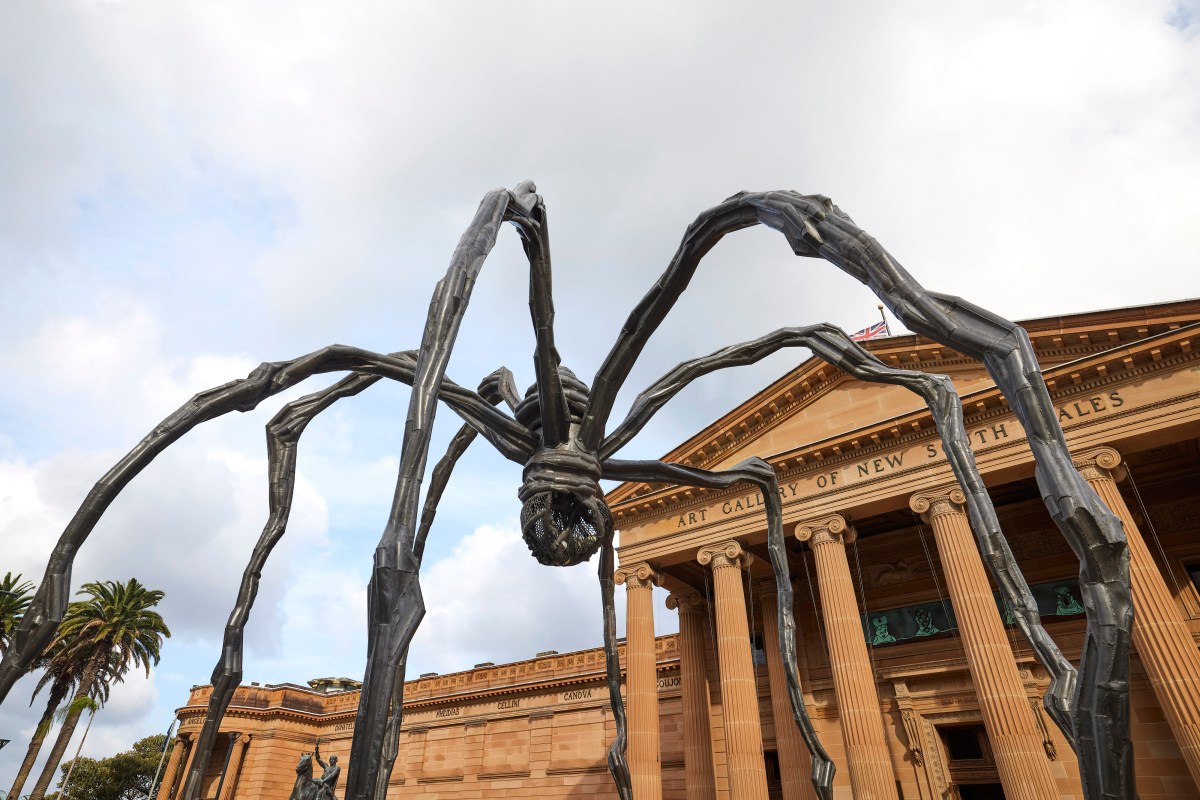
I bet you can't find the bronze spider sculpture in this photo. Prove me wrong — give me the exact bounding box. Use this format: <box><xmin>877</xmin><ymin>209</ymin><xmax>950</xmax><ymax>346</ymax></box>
<box><xmin>0</xmin><ymin>183</ymin><xmax>1133</xmax><ymax>800</ymax></box>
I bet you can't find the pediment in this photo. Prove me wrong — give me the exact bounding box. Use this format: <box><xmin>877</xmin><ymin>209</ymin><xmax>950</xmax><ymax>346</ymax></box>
<box><xmin>605</xmin><ymin>299</ymin><xmax>1200</xmax><ymax>510</ymax></box>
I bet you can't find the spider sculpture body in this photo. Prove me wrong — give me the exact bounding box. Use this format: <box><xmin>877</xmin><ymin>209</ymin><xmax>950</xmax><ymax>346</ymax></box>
<box><xmin>0</xmin><ymin>182</ymin><xmax>1134</xmax><ymax>800</ymax></box>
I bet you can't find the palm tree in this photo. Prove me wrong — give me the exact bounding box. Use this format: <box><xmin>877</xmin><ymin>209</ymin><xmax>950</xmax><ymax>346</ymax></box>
<box><xmin>0</xmin><ymin>572</ymin><xmax>34</xmax><ymax>656</ymax></box>
<box><xmin>6</xmin><ymin>637</ymin><xmax>117</xmax><ymax>800</ymax></box>
<box><xmin>27</xmin><ymin>579</ymin><xmax>170</xmax><ymax>800</ymax></box>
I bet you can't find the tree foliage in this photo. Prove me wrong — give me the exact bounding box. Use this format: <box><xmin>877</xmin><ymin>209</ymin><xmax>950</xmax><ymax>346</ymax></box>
<box><xmin>0</xmin><ymin>571</ymin><xmax>35</xmax><ymax>656</ymax></box>
<box><xmin>29</xmin><ymin>579</ymin><xmax>170</xmax><ymax>800</ymax></box>
<box><xmin>49</xmin><ymin>734</ymin><xmax>172</xmax><ymax>800</ymax></box>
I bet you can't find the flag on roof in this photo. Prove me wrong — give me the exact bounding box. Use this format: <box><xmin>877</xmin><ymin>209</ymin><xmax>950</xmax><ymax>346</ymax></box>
<box><xmin>850</xmin><ymin>320</ymin><xmax>889</xmax><ymax>342</ymax></box>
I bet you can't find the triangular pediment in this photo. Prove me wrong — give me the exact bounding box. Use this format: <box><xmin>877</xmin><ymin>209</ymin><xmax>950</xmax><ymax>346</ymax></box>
<box><xmin>605</xmin><ymin>298</ymin><xmax>1200</xmax><ymax>510</ymax></box>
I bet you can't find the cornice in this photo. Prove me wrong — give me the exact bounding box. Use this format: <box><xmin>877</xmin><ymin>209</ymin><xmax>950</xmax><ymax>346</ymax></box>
<box><xmin>179</xmin><ymin>636</ymin><xmax>681</xmax><ymax>719</ymax></box>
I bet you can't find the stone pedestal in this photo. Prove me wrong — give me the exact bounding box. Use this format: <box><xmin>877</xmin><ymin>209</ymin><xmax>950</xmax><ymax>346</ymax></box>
<box><xmin>759</xmin><ymin>583</ymin><xmax>818</xmax><ymax>800</ymax></box>
<box><xmin>910</xmin><ymin>486</ymin><xmax>1057</xmax><ymax>800</ymax></box>
<box><xmin>616</xmin><ymin>562</ymin><xmax>664</xmax><ymax>800</ymax></box>
<box><xmin>795</xmin><ymin>514</ymin><xmax>898</xmax><ymax>800</ymax></box>
<box><xmin>698</xmin><ymin>541</ymin><xmax>769</xmax><ymax>800</ymax></box>
<box><xmin>1075</xmin><ymin>447</ymin><xmax>1200</xmax><ymax>791</ymax></box>
<box><xmin>667</xmin><ymin>590</ymin><xmax>718</xmax><ymax>800</ymax></box>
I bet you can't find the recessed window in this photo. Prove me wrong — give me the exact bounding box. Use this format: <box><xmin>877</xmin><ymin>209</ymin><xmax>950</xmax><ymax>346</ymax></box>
<box><xmin>763</xmin><ymin>750</ymin><xmax>780</xmax><ymax>785</ymax></box>
<box><xmin>941</xmin><ymin>725</ymin><xmax>984</xmax><ymax>760</ymax></box>
<box><xmin>751</xmin><ymin>634</ymin><xmax>767</xmax><ymax>666</ymax></box>
<box><xmin>1186</xmin><ymin>563</ymin><xmax>1200</xmax><ymax>595</ymax></box>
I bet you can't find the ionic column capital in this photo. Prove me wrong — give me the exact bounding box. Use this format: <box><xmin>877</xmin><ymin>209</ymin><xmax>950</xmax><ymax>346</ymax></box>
<box><xmin>1071</xmin><ymin>446</ymin><xmax>1126</xmax><ymax>483</ymax></box>
<box><xmin>615</xmin><ymin>562</ymin><xmax>662</xmax><ymax>590</ymax></box>
<box><xmin>697</xmin><ymin>540</ymin><xmax>754</xmax><ymax>571</ymax></box>
<box><xmin>909</xmin><ymin>485</ymin><xmax>967</xmax><ymax>521</ymax></box>
<box><xmin>794</xmin><ymin>513</ymin><xmax>856</xmax><ymax>547</ymax></box>
<box><xmin>666</xmin><ymin>589</ymin><xmax>706</xmax><ymax>614</ymax></box>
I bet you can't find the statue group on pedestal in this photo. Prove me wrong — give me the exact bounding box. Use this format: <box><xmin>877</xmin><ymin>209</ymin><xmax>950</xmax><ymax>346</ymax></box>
<box><xmin>289</xmin><ymin>743</ymin><xmax>340</xmax><ymax>800</ymax></box>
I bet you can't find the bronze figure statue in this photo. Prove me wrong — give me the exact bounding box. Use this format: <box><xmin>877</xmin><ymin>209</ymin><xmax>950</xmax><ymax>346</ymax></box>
<box><xmin>0</xmin><ymin>183</ymin><xmax>1133</xmax><ymax>800</ymax></box>
<box><xmin>289</xmin><ymin>741</ymin><xmax>339</xmax><ymax>800</ymax></box>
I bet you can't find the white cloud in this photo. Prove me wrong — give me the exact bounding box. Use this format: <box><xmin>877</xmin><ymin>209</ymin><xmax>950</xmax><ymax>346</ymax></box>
<box><xmin>408</xmin><ymin>521</ymin><xmax>676</xmax><ymax>677</ymax></box>
<box><xmin>3</xmin><ymin>0</ymin><xmax>1200</xmax><ymax>786</ymax></box>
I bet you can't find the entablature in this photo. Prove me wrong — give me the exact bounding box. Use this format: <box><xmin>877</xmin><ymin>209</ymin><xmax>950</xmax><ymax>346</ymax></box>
<box><xmin>614</xmin><ymin>322</ymin><xmax>1200</xmax><ymax>564</ymax></box>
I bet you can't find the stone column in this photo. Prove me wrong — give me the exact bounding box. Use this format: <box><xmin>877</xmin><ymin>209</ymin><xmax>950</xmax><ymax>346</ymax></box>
<box><xmin>910</xmin><ymin>486</ymin><xmax>1057</xmax><ymax>800</ymax></box>
<box><xmin>616</xmin><ymin>562</ymin><xmax>664</xmax><ymax>800</ymax></box>
<box><xmin>795</xmin><ymin>514</ymin><xmax>898</xmax><ymax>800</ymax></box>
<box><xmin>212</xmin><ymin>732</ymin><xmax>241</xmax><ymax>800</ymax></box>
<box><xmin>759</xmin><ymin>583</ymin><xmax>817</xmax><ymax>800</ymax></box>
<box><xmin>666</xmin><ymin>590</ymin><xmax>718</xmax><ymax>800</ymax></box>
<box><xmin>217</xmin><ymin>734</ymin><xmax>249</xmax><ymax>800</ymax></box>
<box><xmin>172</xmin><ymin>735</ymin><xmax>198</xmax><ymax>800</ymax></box>
<box><xmin>1075</xmin><ymin>447</ymin><xmax>1200</xmax><ymax>790</ymax></box>
<box><xmin>697</xmin><ymin>541</ymin><xmax>769</xmax><ymax>800</ymax></box>
<box><xmin>155</xmin><ymin>734</ymin><xmax>187</xmax><ymax>800</ymax></box>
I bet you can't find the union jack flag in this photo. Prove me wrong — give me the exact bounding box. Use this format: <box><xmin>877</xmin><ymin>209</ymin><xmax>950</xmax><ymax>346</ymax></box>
<box><xmin>850</xmin><ymin>320</ymin><xmax>889</xmax><ymax>342</ymax></box>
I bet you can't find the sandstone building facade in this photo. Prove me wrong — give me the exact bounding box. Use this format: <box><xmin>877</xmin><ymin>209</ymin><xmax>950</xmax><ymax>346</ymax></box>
<box><xmin>160</xmin><ymin>300</ymin><xmax>1200</xmax><ymax>799</ymax></box>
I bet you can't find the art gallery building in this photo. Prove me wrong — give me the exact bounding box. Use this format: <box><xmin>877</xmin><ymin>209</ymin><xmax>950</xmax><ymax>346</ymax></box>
<box><xmin>159</xmin><ymin>299</ymin><xmax>1200</xmax><ymax>800</ymax></box>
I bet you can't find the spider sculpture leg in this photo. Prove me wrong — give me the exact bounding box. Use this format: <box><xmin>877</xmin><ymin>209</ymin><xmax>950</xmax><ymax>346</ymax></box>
<box><xmin>597</xmin><ymin>513</ymin><xmax>635</xmax><ymax>800</ymax></box>
<box><xmin>0</xmin><ymin>346</ymin><xmax>533</xmax><ymax>706</ymax></box>
<box><xmin>582</xmin><ymin>191</ymin><xmax>1132</xmax><ymax>799</ymax></box>
<box><xmin>345</xmin><ymin>182</ymin><xmax>549</xmax><ymax>799</ymax></box>
<box><xmin>602</xmin><ymin>322</ymin><xmax>1077</xmax><ymax>740</ymax></box>
<box><xmin>182</xmin><ymin>370</ymin><xmax>381</xmax><ymax>800</ymax></box>
<box><xmin>601</xmin><ymin>456</ymin><xmax>835</xmax><ymax>800</ymax></box>
<box><xmin>181</xmin><ymin>367</ymin><xmax>520</xmax><ymax>800</ymax></box>
<box><xmin>370</xmin><ymin>368</ymin><xmax>519</xmax><ymax>797</ymax></box>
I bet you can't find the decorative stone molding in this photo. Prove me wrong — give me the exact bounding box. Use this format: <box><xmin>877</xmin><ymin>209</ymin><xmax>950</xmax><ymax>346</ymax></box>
<box><xmin>665</xmin><ymin>589</ymin><xmax>706</xmax><ymax>614</ymax></box>
<box><xmin>1027</xmin><ymin>697</ymin><xmax>1057</xmax><ymax>761</ymax></box>
<box><xmin>1071</xmin><ymin>445</ymin><xmax>1126</xmax><ymax>482</ymax></box>
<box><xmin>908</xmin><ymin>484</ymin><xmax>967</xmax><ymax>521</ymax></box>
<box><xmin>614</xmin><ymin>562</ymin><xmax>661</xmax><ymax>590</ymax></box>
<box><xmin>900</xmin><ymin>709</ymin><xmax>924</xmax><ymax>766</ymax></box>
<box><xmin>697</xmin><ymin>540</ymin><xmax>754</xmax><ymax>571</ymax></box>
<box><xmin>793</xmin><ymin>513</ymin><xmax>856</xmax><ymax>547</ymax></box>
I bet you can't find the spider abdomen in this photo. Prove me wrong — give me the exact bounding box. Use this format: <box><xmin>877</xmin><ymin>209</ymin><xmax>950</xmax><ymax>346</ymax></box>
<box><xmin>519</xmin><ymin>490</ymin><xmax>609</xmax><ymax>567</ymax></box>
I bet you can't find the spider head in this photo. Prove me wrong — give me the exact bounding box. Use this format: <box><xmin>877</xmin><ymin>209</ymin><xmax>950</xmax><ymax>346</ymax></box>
<box><xmin>517</xmin><ymin>446</ymin><xmax>609</xmax><ymax>567</ymax></box>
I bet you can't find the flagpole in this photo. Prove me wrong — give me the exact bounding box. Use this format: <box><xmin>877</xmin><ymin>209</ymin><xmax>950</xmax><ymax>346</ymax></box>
<box><xmin>877</xmin><ymin>304</ymin><xmax>892</xmax><ymax>336</ymax></box>
<box><xmin>147</xmin><ymin>718</ymin><xmax>178</xmax><ymax>800</ymax></box>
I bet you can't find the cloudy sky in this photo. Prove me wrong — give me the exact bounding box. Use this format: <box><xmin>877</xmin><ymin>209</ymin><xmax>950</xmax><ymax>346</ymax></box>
<box><xmin>2</xmin><ymin>0</ymin><xmax>1199</xmax><ymax>784</ymax></box>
